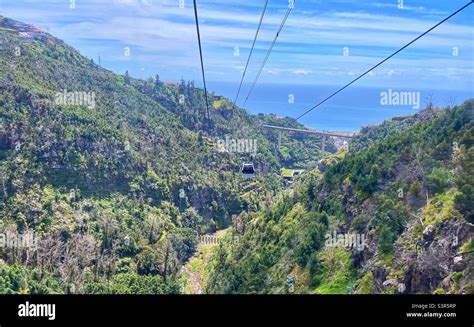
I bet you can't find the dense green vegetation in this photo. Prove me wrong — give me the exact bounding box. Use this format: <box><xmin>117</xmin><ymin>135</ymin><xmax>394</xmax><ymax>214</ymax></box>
<box><xmin>206</xmin><ymin>101</ymin><xmax>474</xmax><ymax>294</ymax></box>
<box><xmin>0</xmin><ymin>17</ymin><xmax>327</xmax><ymax>294</ymax></box>
<box><xmin>0</xmin><ymin>17</ymin><xmax>472</xmax><ymax>295</ymax></box>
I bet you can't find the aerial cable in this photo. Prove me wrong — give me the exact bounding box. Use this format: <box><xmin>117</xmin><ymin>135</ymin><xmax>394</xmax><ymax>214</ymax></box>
<box><xmin>234</xmin><ymin>0</ymin><xmax>269</xmax><ymax>105</ymax></box>
<box><xmin>295</xmin><ymin>1</ymin><xmax>474</xmax><ymax>121</ymax></box>
<box><xmin>243</xmin><ymin>2</ymin><xmax>294</xmax><ymax>107</ymax></box>
<box><xmin>192</xmin><ymin>0</ymin><xmax>211</xmax><ymax>128</ymax></box>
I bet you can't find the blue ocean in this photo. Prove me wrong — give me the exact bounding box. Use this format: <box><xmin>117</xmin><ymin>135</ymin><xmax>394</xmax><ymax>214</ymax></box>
<box><xmin>207</xmin><ymin>82</ymin><xmax>473</xmax><ymax>132</ymax></box>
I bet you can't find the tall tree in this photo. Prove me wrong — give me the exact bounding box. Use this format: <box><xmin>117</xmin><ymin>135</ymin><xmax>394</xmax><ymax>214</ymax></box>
<box><xmin>124</xmin><ymin>70</ymin><xmax>130</xmax><ymax>85</ymax></box>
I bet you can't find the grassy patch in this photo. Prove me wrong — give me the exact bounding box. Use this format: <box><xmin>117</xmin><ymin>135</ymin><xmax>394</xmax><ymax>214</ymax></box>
<box><xmin>356</xmin><ymin>271</ymin><xmax>374</xmax><ymax>294</ymax></box>
<box><xmin>312</xmin><ymin>247</ymin><xmax>355</xmax><ymax>294</ymax></box>
<box><xmin>422</xmin><ymin>189</ymin><xmax>461</xmax><ymax>227</ymax></box>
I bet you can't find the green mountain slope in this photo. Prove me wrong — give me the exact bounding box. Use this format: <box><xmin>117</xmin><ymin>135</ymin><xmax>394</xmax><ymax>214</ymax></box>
<box><xmin>0</xmin><ymin>17</ymin><xmax>326</xmax><ymax>294</ymax></box>
<box><xmin>206</xmin><ymin>101</ymin><xmax>474</xmax><ymax>294</ymax></box>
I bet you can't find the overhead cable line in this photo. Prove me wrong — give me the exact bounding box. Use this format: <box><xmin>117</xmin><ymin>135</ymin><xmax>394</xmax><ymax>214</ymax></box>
<box><xmin>243</xmin><ymin>2</ymin><xmax>295</xmax><ymax>107</ymax></box>
<box><xmin>295</xmin><ymin>1</ymin><xmax>474</xmax><ymax>121</ymax></box>
<box><xmin>192</xmin><ymin>0</ymin><xmax>211</xmax><ymax>128</ymax></box>
<box><xmin>233</xmin><ymin>0</ymin><xmax>269</xmax><ymax>105</ymax></box>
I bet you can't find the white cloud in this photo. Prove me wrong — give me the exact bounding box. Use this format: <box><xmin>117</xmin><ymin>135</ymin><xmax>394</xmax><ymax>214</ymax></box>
<box><xmin>293</xmin><ymin>69</ymin><xmax>312</xmax><ymax>75</ymax></box>
<box><xmin>0</xmin><ymin>0</ymin><xmax>472</xmax><ymax>89</ymax></box>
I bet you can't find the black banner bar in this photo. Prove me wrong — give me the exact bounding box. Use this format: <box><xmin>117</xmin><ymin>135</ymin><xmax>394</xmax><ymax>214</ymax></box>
<box><xmin>0</xmin><ymin>295</ymin><xmax>472</xmax><ymax>326</ymax></box>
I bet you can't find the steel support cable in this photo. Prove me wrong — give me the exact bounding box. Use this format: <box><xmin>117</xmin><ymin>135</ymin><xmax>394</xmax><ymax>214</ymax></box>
<box><xmin>193</xmin><ymin>0</ymin><xmax>211</xmax><ymax>128</ymax></box>
<box><xmin>234</xmin><ymin>0</ymin><xmax>269</xmax><ymax>105</ymax></box>
<box><xmin>243</xmin><ymin>4</ymin><xmax>294</xmax><ymax>107</ymax></box>
<box><xmin>295</xmin><ymin>1</ymin><xmax>474</xmax><ymax>121</ymax></box>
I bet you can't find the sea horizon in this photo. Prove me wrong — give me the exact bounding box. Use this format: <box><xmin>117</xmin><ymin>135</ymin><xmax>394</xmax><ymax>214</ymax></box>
<box><xmin>207</xmin><ymin>81</ymin><xmax>473</xmax><ymax>132</ymax></box>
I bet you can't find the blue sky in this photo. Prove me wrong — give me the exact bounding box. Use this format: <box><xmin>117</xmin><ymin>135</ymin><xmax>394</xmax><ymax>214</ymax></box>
<box><xmin>1</xmin><ymin>0</ymin><xmax>473</xmax><ymax>92</ymax></box>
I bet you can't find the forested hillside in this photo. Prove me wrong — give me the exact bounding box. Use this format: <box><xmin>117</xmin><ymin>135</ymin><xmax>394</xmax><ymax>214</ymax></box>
<box><xmin>0</xmin><ymin>17</ymin><xmax>326</xmax><ymax>294</ymax></box>
<box><xmin>1</xmin><ymin>17</ymin><xmax>472</xmax><ymax>296</ymax></box>
<box><xmin>206</xmin><ymin>101</ymin><xmax>474</xmax><ymax>294</ymax></box>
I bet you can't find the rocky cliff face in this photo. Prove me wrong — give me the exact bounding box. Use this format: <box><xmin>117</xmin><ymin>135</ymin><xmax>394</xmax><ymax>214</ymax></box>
<box><xmin>388</xmin><ymin>213</ymin><xmax>474</xmax><ymax>294</ymax></box>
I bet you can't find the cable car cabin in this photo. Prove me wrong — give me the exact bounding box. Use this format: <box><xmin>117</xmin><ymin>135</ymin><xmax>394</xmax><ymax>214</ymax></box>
<box><xmin>241</xmin><ymin>162</ymin><xmax>255</xmax><ymax>179</ymax></box>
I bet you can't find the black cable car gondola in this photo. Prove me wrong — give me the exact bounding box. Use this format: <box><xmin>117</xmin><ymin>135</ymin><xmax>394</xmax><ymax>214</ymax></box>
<box><xmin>241</xmin><ymin>162</ymin><xmax>255</xmax><ymax>179</ymax></box>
